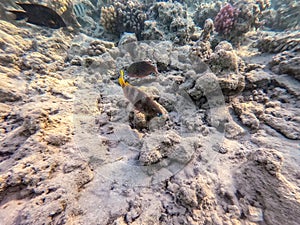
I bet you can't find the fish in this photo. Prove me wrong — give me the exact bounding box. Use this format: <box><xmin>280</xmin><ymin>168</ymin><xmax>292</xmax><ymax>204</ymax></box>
<box><xmin>8</xmin><ymin>3</ymin><xmax>66</xmax><ymax>29</ymax></box>
<box><xmin>118</xmin><ymin>70</ymin><xmax>164</xmax><ymax>118</ymax></box>
<box><xmin>125</xmin><ymin>60</ymin><xmax>159</xmax><ymax>78</ymax></box>
<box><xmin>73</xmin><ymin>3</ymin><xmax>86</xmax><ymax>18</ymax></box>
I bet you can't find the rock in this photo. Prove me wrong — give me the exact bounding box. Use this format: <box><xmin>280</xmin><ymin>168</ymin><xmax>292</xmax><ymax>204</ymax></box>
<box><xmin>245</xmin><ymin>69</ymin><xmax>272</xmax><ymax>89</ymax></box>
<box><xmin>256</xmin><ymin>32</ymin><xmax>300</xmax><ymax>53</ymax></box>
<box><xmin>247</xmin><ymin>205</ymin><xmax>263</xmax><ymax>222</ymax></box>
<box><xmin>208</xmin><ymin>42</ymin><xmax>240</xmax><ymax>74</ymax></box>
<box><xmin>266</xmin><ymin>1</ymin><xmax>300</xmax><ymax>30</ymax></box>
<box><xmin>118</xmin><ymin>32</ymin><xmax>137</xmax><ymax>46</ymax></box>
<box><xmin>240</xmin><ymin>112</ymin><xmax>260</xmax><ymax>130</ymax></box>
<box><xmin>270</xmin><ymin>51</ymin><xmax>300</xmax><ymax>81</ymax></box>
<box><xmin>234</xmin><ymin>147</ymin><xmax>300</xmax><ymax>225</ymax></box>
<box><xmin>176</xmin><ymin>185</ymin><xmax>198</xmax><ymax>208</ymax></box>
<box><xmin>191</xmin><ymin>40</ymin><xmax>212</xmax><ymax>61</ymax></box>
<box><xmin>158</xmin><ymin>92</ymin><xmax>178</xmax><ymax>112</ymax></box>
<box><xmin>1</xmin><ymin>12</ymin><xmax>300</xmax><ymax>225</ymax></box>
<box><xmin>68</xmin><ymin>34</ymin><xmax>115</xmax><ymax>59</ymax></box>
<box><xmin>0</xmin><ymin>78</ymin><xmax>25</xmax><ymax>102</ymax></box>
<box><xmin>141</xmin><ymin>20</ymin><xmax>164</xmax><ymax>41</ymax></box>
<box><xmin>232</xmin><ymin>100</ymin><xmax>264</xmax><ymax>130</ymax></box>
<box><xmin>45</xmin><ymin>133</ymin><xmax>70</xmax><ymax>146</ymax></box>
<box><xmin>217</xmin><ymin>72</ymin><xmax>245</xmax><ymax>97</ymax></box>
<box><xmin>225</xmin><ymin>119</ymin><xmax>246</xmax><ymax>139</ymax></box>
<box><xmin>248</xmin><ymin>148</ymin><xmax>283</xmax><ymax>176</ymax></box>
<box><xmin>261</xmin><ymin>113</ymin><xmax>300</xmax><ymax>140</ymax></box>
<box><xmin>139</xmin><ymin>130</ymin><xmax>181</xmax><ymax>165</ymax></box>
<box><xmin>273</xmin><ymin>74</ymin><xmax>300</xmax><ymax>97</ymax></box>
<box><xmin>205</xmin><ymin>41</ymin><xmax>246</xmax><ymax>96</ymax></box>
<box><xmin>279</xmin><ymin>56</ymin><xmax>300</xmax><ymax>80</ymax></box>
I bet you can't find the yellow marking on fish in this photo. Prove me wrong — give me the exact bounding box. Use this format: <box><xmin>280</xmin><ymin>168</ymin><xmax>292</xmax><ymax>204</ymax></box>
<box><xmin>118</xmin><ymin>69</ymin><xmax>130</xmax><ymax>88</ymax></box>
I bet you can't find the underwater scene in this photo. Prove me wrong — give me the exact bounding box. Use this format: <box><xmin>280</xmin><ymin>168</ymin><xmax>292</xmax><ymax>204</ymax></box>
<box><xmin>0</xmin><ymin>0</ymin><xmax>299</xmax><ymax>224</ymax></box>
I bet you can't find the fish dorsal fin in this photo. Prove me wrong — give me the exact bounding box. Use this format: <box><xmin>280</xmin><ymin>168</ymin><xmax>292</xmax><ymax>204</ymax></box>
<box><xmin>118</xmin><ymin>70</ymin><xmax>130</xmax><ymax>88</ymax></box>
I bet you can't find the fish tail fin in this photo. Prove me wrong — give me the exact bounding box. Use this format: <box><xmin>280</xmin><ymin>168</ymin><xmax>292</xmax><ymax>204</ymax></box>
<box><xmin>8</xmin><ymin>10</ymin><xmax>27</xmax><ymax>20</ymax></box>
<box><xmin>118</xmin><ymin>70</ymin><xmax>130</xmax><ymax>87</ymax></box>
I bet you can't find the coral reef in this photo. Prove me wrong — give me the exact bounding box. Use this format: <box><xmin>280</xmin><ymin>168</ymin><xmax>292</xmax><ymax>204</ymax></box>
<box><xmin>192</xmin><ymin>38</ymin><xmax>246</xmax><ymax>97</ymax></box>
<box><xmin>214</xmin><ymin>3</ymin><xmax>239</xmax><ymax>36</ymax></box>
<box><xmin>193</xmin><ymin>1</ymin><xmax>223</xmax><ymax>28</ymax></box>
<box><xmin>1</xmin><ymin>1</ymin><xmax>300</xmax><ymax>225</ymax></box>
<box><xmin>269</xmin><ymin>51</ymin><xmax>300</xmax><ymax>81</ymax></box>
<box><xmin>200</xmin><ymin>18</ymin><xmax>214</xmax><ymax>42</ymax></box>
<box><xmin>214</xmin><ymin>0</ymin><xmax>270</xmax><ymax>43</ymax></box>
<box><xmin>142</xmin><ymin>1</ymin><xmax>195</xmax><ymax>45</ymax></box>
<box><xmin>256</xmin><ymin>31</ymin><xmax>300</xmax><ymax>53</ymax></box>
<box><xmin>207</xmin><ymin>41</ymin><xmax>245</xmax><ymax>97</ymax></box>
<box><xmin>191</xmin><ymin>40</ymin><xmax>212</xmax><ymax>61</ymax></box>
<box><xmin>72</xmin><ymin>0</ymin><xmax>102</xmax><ymax>34</ymax></box>
<box><xmin>269</xmin><ymin>0</ymin><xmax>300</xmax><ymax>30</ymax></box>
<box><xmin>190</xmin><ymin>19</ymin><xmax>214</xmax><ymax>61</ymax></box>
<box><xmin>255</xmin><ymin>32</ymin><xmax>300</xmax><ymax>81</ymax></box>
<box><xmin>141</xmin><ymin>20</ymin><xmax>164</xmax><ymax>41</ymax></box>
<box><xmin>100</xmin><ymin>0</ymin><xmax>147</xmax><ymax>40</ymax></box>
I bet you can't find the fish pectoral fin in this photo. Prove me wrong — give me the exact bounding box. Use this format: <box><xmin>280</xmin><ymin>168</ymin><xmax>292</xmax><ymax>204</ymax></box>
<box><xmin>8</xmin><ymin>10</ymin><xmax>27</xmax><ymax>20</ymax></box>
<box><xmin>48</xmin><ymin>20</ymin><xmax>56</xmax><ymax>26</ymax></box>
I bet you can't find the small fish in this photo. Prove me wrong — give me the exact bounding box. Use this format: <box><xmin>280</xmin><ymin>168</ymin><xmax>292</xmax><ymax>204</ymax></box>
<box><xmin>125</xmin><ymin>60</ymin><xmax>159</xmax><ymax>78</ymax></box>
<box><xmin>8</xmin><ymin>3</ymin><xmax>66</xmax><ymax>29</ymax></box>
<box><xmin>73</xmin><ymin>3</ymin><xmax>86</xmax><ymax>18</ymax></box>
<box><xmin>119</xmin><ymin>70</ymin><xmax>163</xmax><ymax>118</ymax></box>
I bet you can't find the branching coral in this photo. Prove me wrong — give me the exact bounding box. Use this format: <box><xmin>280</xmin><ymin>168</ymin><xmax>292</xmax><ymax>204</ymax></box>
<box><xmin>214</xmin><ymin>0</ymin><xmax>270</xmax><ymax>43</ymax></box>
<box><xmin>214</xmin><ymin>3</ymin><xmax>239</xmax><ymax>36</ymax></box>
<box><xmin>100</xmin><ymin>0</ymin><xmax>147</xmax><ymax>40</ymax></box>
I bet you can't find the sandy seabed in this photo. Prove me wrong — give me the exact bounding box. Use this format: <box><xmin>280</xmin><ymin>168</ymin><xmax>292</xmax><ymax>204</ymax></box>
<box><xmin>0</xmin><ymin>10</ymin><xmax>300</xmax><ymax>225</ymax></box>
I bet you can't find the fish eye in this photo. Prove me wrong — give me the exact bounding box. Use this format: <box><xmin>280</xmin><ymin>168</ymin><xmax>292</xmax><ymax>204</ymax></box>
<box><xmin>157</xmin><ymin>113</ymin><xmax>163</xmax><ymax>117</ymax></box>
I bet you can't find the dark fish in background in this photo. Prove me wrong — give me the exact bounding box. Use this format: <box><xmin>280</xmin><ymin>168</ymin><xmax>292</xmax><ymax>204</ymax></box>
<box><xmin>125</xmin><ymin>60</ymin><xmax>159</xmax><ymax>78</ymax></box>
<box><xmin>118</xmin><ymin>70</ymin><xmax>164</xmax><ymax>118</ymax></box>
<box><xmin>73</xmin><ymin>3</ymin><xmax>86</xmax><ymax>18</ymax></box>
<box><xmin>8</xmin><ymin>2</ymin><xmax>66</xmax><ymax>29</ymax></box>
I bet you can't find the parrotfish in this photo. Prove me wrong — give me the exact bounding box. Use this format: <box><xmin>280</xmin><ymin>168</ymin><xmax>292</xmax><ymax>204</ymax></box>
<box><xmin>8</xmin><ymin>3</ymin><xmax>66</xmax><ymax>29</ymax></box>
<box><xmin>118</xmin><ymin>70</ymin><xmax>163</xmax><ymax>118</ymax></box>
<box><xmin>125</xmin><ymin>60</ymin><xmax>159</xmax><ymax>78</ymax></box>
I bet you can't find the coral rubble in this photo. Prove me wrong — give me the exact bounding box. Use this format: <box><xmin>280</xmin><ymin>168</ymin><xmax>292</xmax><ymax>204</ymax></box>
<box><xmin>1</xmin><ymin>1</ymin><xmax>300</xmax><ymax>225</ymax></box>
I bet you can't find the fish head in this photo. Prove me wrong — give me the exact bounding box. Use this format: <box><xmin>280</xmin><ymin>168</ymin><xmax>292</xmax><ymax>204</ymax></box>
<box><xmin>118</xmin><ymin>69</ymin><xmax>130</xmax><ymax>87</ymax></box>
<box><xmin>157</xmin><ymin>112</ymin><xmax>163</xmax><ymax>117</ymax></box>
<box><xmin>122</xmin><ymin>69</ymin><xmax>129</xmax><ymax>80</ymax></box>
